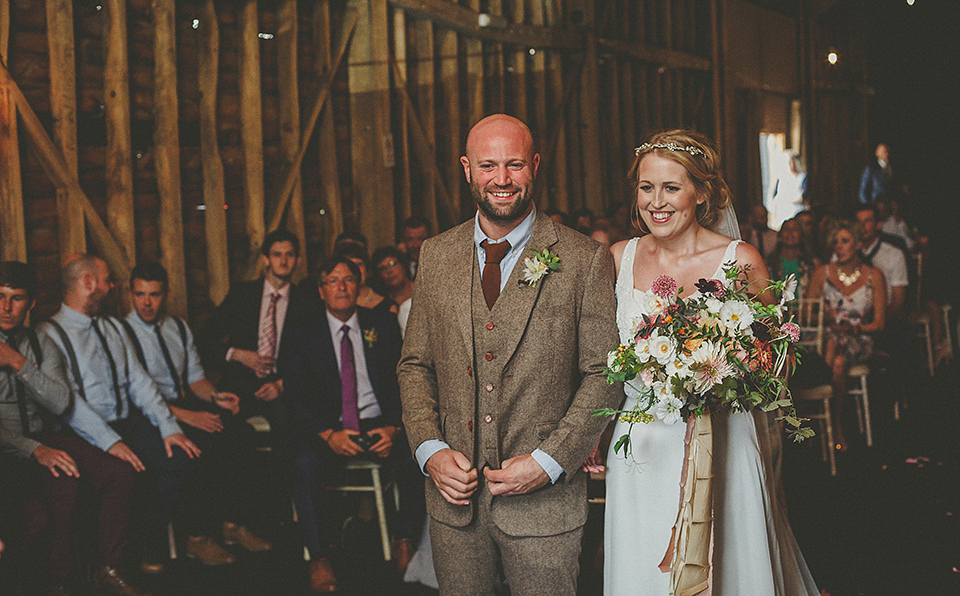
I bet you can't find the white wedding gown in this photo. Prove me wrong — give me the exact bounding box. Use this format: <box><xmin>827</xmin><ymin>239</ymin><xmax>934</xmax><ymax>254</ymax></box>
<box><xmin>603</xmin><ymin>238</ymin><xmax>819</xmax><ymax>596</ymax></box>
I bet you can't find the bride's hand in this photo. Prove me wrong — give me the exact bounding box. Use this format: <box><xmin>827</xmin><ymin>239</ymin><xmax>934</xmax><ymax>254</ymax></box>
<box><xmin>581</xmin><ymin>441</ymin><xmax>604</xmax><ymax>474</ymax></box>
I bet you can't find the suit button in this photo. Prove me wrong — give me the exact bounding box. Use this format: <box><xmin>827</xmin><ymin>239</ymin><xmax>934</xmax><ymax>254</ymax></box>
<box><xmin>485</xmin><ymin>352</ymin><xmax>494</xmax><ymax>361</ymax></box>
<box><xmin>485</xmin><ymin>321</ymin><xmax>495</xmax><ymax>330</ymax></box>
<box><xmin>467</xmin><ymin>366</ymin><xmax>473</xmax><ymax>376</ymax></box>
<box><xmin>485</xmin><ymin>383</ymin><xmax>494</xmax><ymax>392</ymax></box>
<box><xmin>467</xmin><ymin>421</ymin><xmax>473</xmax><ymax>431</ymax></box>
<box><xmin>484</xmin><ymin>414</ymin><xmax>493</xmax><ymax>423</ymax></box>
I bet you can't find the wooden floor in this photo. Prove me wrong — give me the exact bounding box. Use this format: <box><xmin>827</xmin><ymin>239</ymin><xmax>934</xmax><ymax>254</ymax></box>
<box><xmin>7</xmin><ymin>355</ymin><xmax>959</xmax><ymax>596</ymax></box>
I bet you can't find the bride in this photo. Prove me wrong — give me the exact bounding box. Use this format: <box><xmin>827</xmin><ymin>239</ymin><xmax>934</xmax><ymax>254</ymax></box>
<box><xmin>602</xmin><ymin>130</ymin><xmax>819</xmax><ymax>595</ymax></box>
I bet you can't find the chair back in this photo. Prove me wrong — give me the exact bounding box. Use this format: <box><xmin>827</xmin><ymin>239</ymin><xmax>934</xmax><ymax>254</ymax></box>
<box><xmin>790</xmin><ymin>296</ymin><xmax>825</xmax><ymax>356</ymax></box>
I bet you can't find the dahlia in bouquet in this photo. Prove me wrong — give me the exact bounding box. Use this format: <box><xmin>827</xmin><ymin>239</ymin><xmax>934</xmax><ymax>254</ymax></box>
<box><xmin>597</xmin><ymin>264</ymin><xmax>812</xmax><ymax>456</ymax></box>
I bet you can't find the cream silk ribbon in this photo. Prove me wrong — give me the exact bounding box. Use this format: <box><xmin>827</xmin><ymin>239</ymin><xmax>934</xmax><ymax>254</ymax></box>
<box><xmin>660</xmin><ymin>414</ymin><xmax>713</xmax><ymax>596</ymax></box>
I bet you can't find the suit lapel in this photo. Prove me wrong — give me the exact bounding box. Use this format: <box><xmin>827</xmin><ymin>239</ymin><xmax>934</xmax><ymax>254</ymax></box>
<box><xmin>318</xmin><ymin>312</ymin><xmax>341</xmax><ymax>393</ymax></box>
<box><xmin>494</xmin><ymin>213</ymin><xmax>559</xmax><ymax>365</ymax></box>
<box><xmin>444</xmin><ymin>222</ymin><xmax>478</xmax><ymax>358</ymax></box>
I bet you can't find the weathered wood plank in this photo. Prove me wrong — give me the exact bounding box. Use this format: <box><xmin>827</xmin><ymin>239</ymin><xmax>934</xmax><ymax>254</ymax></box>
<box><xmin>389</xmin><ymin>0</ymin><xmax>581</xmax><ymax>49</ymax></box>
<box><xmin>438</xmin><ymin>26</ymin><xmax>462</xmax><ymax>219</ymax></box>
<box><xmin>197</xmin><ymin>0</ymin><xmax>229</xmax><ymax>306</ymax></box>
<box><xmin>597</xmin><ymin>37</ymin><xmax>711</xmax><ymax>72</ymax></box>
<box><xmin>312</xmin><ymin>2</ymin><xmax>345</xmax><ymax>257</ymax></box>
<box><xmin>507</xmin><ymin>0</ymin><xmax>527</xmax><ymax>122</ymax></box>
<box><xmin>0</xmin><ymin>0</ymin><xmax>25</xmax><ymax>262</ymax></box>
<box><xmin>414</xmin><ymin>18</ymin><xmax>439</xmax><ymax>231</ymax></box>
<box><xmin>152</xmin><ymin>0</ymin><xmax>187</xmax><ymax>316</ymax></box>
<box><xmin>530</xmin><ymin>0</ymin><xmax>548</xmax><ymax>159</ymax></box>
<box><xmin>393</xmin><ymin>6</ymin><xmax>412</xmax><ymax>224</ymax></box>
<box><xmin>46</xmin><ymin>0</ymin><xmax>85</xmax><ymax>259</ymax></box>
<box><xmin>348</xmin><ymin>0</ymin><xmax>395</xmax><ymax>248</ymax></box>
<box><xmin>277</xmin><ymin>0</ymin><xmax>307</xmax><ymax>280</ymax></box>
<box><xmin>0</xmin><ymin>60</ymin><xmax>130</xmax><ymax>283</ymax></box>
<box><xmin>544</xmin><ymin>0</ymin><xmax>568</xmax><ymax>214</ymax></box>
<box><xmin>464</xmin><ymin>0</ymin><xmax>484</xmax><ymax>126</ymax></box>
<box><xmin>576</xmin><ymin>0</ymin><xmax>606</xmax><ymax>213</ymax></box>
<box><xmin>103</xmin><ymin>0</ymin><xmax>136</xmax><ymax>270</ymax></box>
<box><xmin>239</xmin><ymin>0</ymin><xmax>266</xmax><ymax>257</ymax></box>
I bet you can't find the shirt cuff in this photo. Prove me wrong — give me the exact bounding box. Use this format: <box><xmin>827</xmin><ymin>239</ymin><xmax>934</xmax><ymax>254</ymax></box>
<box><xmin>225</xmin><ymin>347</ymin><xmax>235</xmax><ymax>363</ymax></box>
<box><xmin>531</xmin><ymin>448</ymin><xmax>564</xmax><ymax>484</ymax></box>
<box><xmin>415</xmin><ymin>439</ymin><xmax>451</xmax><ymax>476</ymax></box>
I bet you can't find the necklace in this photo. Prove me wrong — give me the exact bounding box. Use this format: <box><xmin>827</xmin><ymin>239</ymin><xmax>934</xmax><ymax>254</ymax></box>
<box><xmin>836</xmin><ymin>264</ymin><xmax>861</xmax><ymax>287</ymax></box>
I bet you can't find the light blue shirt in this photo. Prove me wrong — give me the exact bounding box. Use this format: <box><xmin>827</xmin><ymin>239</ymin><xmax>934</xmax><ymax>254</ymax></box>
<box><xmin>124</xmin><ymin>312</ymin><xmax>206</xmax><ymax>403</ymax></box>
<box><xmin>39</xmin><ymin>305</ymin><xmax>182</xmax><ymax>449</ymax></box>
<box><xmin>325</xmin><ymin>310</ymin><xmax>382</xmax><ymax>422</ymax></box>
<box><xmin>415</xmin><ymin>209</ymin><xmax>564</xmax><ymax>484</ymax></box>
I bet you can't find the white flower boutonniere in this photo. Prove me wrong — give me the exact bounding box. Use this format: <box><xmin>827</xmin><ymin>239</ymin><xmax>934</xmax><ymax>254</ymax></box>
<box><xmin>519</xmin><ymin>248</ymin><xmax>559</xmax><ymax>287</ymax></box>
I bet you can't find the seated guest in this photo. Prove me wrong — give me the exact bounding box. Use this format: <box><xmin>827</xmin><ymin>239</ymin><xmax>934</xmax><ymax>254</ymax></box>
<box><xmin>199</xmin><ymin>229</ymin><xmax>313</xmax><ymax>438</ymax></box>
<box><xmin>854</xmin><ymin>205</ymin><xmax>908</xmax><ymax>319</ymax></box>
<box><xmin>542</xmin><ymin>208</ymin><xmax>569</xmax><ymax>228</ymax></box>
<box><xmin>282</xmin><ymin>258</ymin><xmax>425</xmax><ymax>592</ymax></box>
<box><xmin>806</xmin><ymin>222</ymin><xmax>886</xmax><ymax>451</ymax></box>
<box><xmin>1</xmin><ymin>261</ymin><xmax>141</xmax><ymax>596</ymax></box>
<box><xmin>38</xmin><ymin>254</ymin><xmax>200</xmax><ymax>577</ymax></box>
<box><xmin>335</xmin><ymin>244</ymin><xmax>390</xmax><ymax>312</ymax></box>
<box><xmin>875</xmin><ymin>194</ymin><xmax>915</xmax><ymax>252</ymax></box>
<box><xmin>371</xmin><ymin>247</ymin><xmax>414</xmax><ymax>335</ymax></box>
<box><xmin>742</xmin><ymin>203</ymin><xmax>778</xmax><ymax>257</ymax></box>
<box><xmin>766</xmin><ymin>217</ymin><xmax>821</xmax><ymax>299</ymax></box>
<box><xmin>334</xmin><ymin>230</ymin><xmax>369</xmax><ymax>256</ymax></box>
<box><xmin>397</xmin><ymin>216</ymin><xmax>431</xmax><ymax>280</ymax></box>
<box><xmin>121</xmin><ymin>262</ymin><xmax>271</xmax><ymax>567</ymax></box>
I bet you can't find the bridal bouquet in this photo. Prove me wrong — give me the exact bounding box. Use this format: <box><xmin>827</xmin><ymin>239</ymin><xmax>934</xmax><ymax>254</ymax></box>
<box><xmin>597</xmin><ymin>265</ymin><xmax>812</xmax><ymax>455</ymax></box>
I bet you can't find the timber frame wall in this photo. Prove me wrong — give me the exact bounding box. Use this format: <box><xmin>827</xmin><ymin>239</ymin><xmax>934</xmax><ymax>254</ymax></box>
<box><xmin>0</xmin><ymin>0</ymin><xmax>868</xmax><ymax>323</ymax></box>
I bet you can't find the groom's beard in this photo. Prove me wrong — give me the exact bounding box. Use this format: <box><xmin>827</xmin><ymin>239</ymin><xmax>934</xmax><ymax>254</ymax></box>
<box><xmin>471</xmin><ymin>179</ymin><xmax>534</xmax><ymax>225</ymax></box>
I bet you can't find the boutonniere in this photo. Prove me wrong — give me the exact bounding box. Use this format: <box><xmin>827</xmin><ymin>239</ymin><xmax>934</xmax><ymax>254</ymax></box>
<box><xmin>363</xmin><ymin>328</ymin><xmax>378</xmax><ymax>348</ymax></box>
<box><xmin>519</xmin><ymin>248</ymin><xmax>560</xmax><ymax>287</ymax></box>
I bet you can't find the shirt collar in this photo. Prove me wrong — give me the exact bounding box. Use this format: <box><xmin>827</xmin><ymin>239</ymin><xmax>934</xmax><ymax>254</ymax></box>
<box><xmin>473</xmin><ymin>208</ymin><xmax>537</xmax><ymax>252</ymax></box>
<box><xmin>326</xmin><ymin>309</ymin><xmax>360</xmax><ymax>337</ymax></box>
<box><xmin>128</xmin><ymin>311</ymin><xmax>166</xmax><ymax>329</ymax></box>
<box><xmin>862</xmin><ymin>237</ymin><xmax>880</xmax><ymax>254</ymax></box>
<box><xmin>58</xmin><ymin>303</ymin><xmax>93</xmax><ymax>326</ymax></box>
<box><xmin>263</xmin><ymin>280</ymin><xmax>291</xmax><ymax>299</ymax></box>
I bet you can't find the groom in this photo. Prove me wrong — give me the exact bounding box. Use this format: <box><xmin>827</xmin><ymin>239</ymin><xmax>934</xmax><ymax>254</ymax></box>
<box><xmin>399</xmin><ymin>114</ymin><xmax>621</xmax><ymax>595</ymax></box>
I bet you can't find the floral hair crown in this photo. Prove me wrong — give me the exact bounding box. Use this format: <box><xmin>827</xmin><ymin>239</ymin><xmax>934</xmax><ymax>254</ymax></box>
<box><xmin>635</xmin><ymin>142</ymin><xmax>705</xmax><ymax>157</ymax></box>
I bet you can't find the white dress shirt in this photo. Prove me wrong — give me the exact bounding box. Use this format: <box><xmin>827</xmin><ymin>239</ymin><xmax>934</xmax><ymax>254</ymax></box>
<box><xmin>325</xmin><ymin>309</ymin><xmax>382</xmax><ymax>422</ymax></box>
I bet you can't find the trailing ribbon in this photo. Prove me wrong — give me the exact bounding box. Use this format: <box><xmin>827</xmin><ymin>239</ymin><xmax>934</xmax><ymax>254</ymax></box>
<box><xmin>661</xmin><ymin>413</ymin><xmax>714</xmax><ymax>596</ymax></box>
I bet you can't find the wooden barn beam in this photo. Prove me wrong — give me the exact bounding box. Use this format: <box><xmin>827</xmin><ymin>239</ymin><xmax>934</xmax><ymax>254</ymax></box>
<box><xmin>544</xmin><ymin>0</ymin><xmax>569</xmax><ymax>213</ymax></box>
<box><xmin>597</xmin><ymin>38</ymin><xmax>711</xmax><ymax>72</ymax></box>
<box><xmin>312</xmin><ymin>2</ymin><xmax>345</xmax><ymax>257</ymax></box>
<box><xmin>392</xmin><ymin>7</ymin><xmax>412</xmax><ymax>224</ymax></box>
<box><xmin>507</xmin><ymin>0</ymin><xmax>527</xmax><ymax>122</ymax></box>
<box><xmin>464</xmin><ymin>0</ymin><xmax>484</xmax><ymax>126</ymax></box>
<box><xmin>438</xmin><ymin>26</ymin><xmax>462</xmax><ymax>219</ymax></box>
<box><xmin>530</xmin><ymin>1</ymin><xmax>549</xmax><ymax>162</ymax></box>
<box><xmin>152</xmin><ymin>0</ymin><xmax>188</xmax><ymax>317</ymax></box>
<box><xmin>0</xmin><ymin>0</ymin><xmax>25</xmax><ymax>262</ymax></box>
<box><xmin>710</xmin><ymin>0</ymin><xmax>722</xmax><ymax>147</ymax></box>
<box><xmin>348</xmin><ymin>0</ymin><xmax>394</xmax><ymax>249</ymax></box>
<box><xmin>103</xmin><ymin>0</ymin><xmax>136</xmax><ymax>271</ymax></box>
<box><xmin>0</xmin><ymin>61</ymin><xmax>130</xmax><ymax>283</ymax></box>
<box><xmin>239</xmin><ymin>0</ymin><xmax>266</xmax><ymax>258</ymax></box>
<box><xmin>389</xmin><ymin>0</ymin><xmax>582</xmax><ymax>49</ymax></box>
<box><xmin>534</xmin><ymin>53</ymin><xmax>585</xmax><ymax>208</ymax></box>
<box><xmin>197</xmin><ymin>0</ymin><xmax>229</xmax><ymax>306</ymax></box>
<box><xmin>576</xmin><ymin>0</ymin><xmax>606</xmax><ymax>212</ymax></box>
<box><xmin>414</xmin><ymin>18</ymin><xmax>438</xmax><ymax>231</ymax></box>
<box><xmin>277</xmin><ymin>0</ymin><xmax>307</xmax><ymax>280</ymax></box>
<box><xmin>241</xmin><ymin>8</ymin><xmax>358</xmax><ymax>279</ymax></box>
<box><xmin>390</xmin><ymin>57</ymin><xmax>457</xmax><ymax>223</ymax></box>
<box><xmin>46</xmin><ymin>0</ymin><xmax>85</xmax><ymax>259</ymax></box>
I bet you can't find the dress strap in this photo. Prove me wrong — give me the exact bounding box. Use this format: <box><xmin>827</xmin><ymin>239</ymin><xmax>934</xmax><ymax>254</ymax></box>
<box><xmin>722</xmin><ymin>239</ymin><xmax>742</xmax><ymax>263</ymax></box>
<box><xmin>616</xmin><ymin>237</ymin><xmax>640</xmax><ymax>298</ymax></box>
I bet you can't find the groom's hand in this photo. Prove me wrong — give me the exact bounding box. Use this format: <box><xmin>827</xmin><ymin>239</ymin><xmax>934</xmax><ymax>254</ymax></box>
<box><xmin>484</xmin><ymin>454</ymin><xmax>549</xmax><ymax>496</ymax></box>
<box><xmin>425</xmin><ymin>449</ymin><xmax>478</xmax><ymax>506</ymax></box>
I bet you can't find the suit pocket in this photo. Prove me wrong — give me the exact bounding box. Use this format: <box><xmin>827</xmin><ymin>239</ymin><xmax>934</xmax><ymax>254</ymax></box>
<box><xmin>536</xmin><ymin>421</ymin><xmax>558</xmax><ymax>441</ymax></box>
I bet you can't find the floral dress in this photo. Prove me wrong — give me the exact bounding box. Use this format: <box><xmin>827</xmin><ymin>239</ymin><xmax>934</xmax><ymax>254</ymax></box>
<box><xmin>823</xmin><ymin>275</ymin><xmax>875</xmax><ymax>364</ymax></box>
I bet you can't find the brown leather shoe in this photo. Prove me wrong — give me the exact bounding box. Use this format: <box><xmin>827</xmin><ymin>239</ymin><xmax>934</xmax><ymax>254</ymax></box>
<box><xmin>391</xmin><ymin>537</ymin><xmax>415</xmax><ymax>575</ymax></box>
<box><xmin>93</xmin><ymin>566</ymin><xmax>151</xmax><ymax>596</ymax></box>
<box><xmin>185</xmin><ymin>536</ymin><xmax>236</xmax><ymax>566</ymax></box>
<box><xmin>309</xmin><ymin>558</ymin><xmax>338</xmax><ymax>592</ymax></box>
<box><xmin>223</xmin><ymin>522</ymin><xmax>272</xmax><ymax>552</ymax></box>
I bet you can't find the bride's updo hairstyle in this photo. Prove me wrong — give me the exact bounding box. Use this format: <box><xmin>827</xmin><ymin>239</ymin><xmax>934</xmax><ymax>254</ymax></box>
<box><xmin>628</xmin><ymin>129</ymin><xmax>732</xmax><ymax>230</ymax></box>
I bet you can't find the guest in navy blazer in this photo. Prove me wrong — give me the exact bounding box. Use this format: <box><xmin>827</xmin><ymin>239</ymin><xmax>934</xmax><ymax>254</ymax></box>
<box><xmin>198</xmin><ymin>230</ymin><xmax>314</xmax><ymax>438</ymax></box>
<box><xmin>281</xmin><ymin>256</ymin><xmax>424</xmax><ymax>592</ymax></box>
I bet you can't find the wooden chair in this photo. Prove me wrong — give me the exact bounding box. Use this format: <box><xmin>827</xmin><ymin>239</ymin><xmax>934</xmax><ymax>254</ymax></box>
<box><xmin>326</xmin><ymin>459</ymin><xmax>400</xmax><ymax>561</ymax></box>
<box><xmin>789</xmin><ymin>297</ymin><xmax>837</xmax><ymax>475</ymax></box>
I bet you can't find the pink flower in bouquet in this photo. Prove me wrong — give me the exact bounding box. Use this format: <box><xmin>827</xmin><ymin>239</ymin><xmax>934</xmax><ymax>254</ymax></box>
<box><xmin>651</xmin><ymin>275</ymin><xmax>678</xmax><ymax>299</ymax></box>
<box><xmin>781</xmin><ymin>322</ymin><xmax>801</xmax><ymax>343</ymax></box>
<box><xmin>694</xmin><ymin>278</ymin><xmax>726</xmax><ymax>298</ymax></box>
<box><xmin>640</xmin><ymin>368</ymin><xmax>655</xmax><ymax>387</ymax></box>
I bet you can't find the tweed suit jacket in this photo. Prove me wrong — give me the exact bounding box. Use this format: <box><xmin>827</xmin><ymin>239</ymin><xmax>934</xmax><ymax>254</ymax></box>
<box><xmin>399</xmin><ymin>212</ymin><xmax>622</xmax><ymax>537</ymax></box>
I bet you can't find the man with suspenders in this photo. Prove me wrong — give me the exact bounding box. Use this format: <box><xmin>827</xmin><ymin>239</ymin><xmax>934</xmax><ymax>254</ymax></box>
<box><xmin>37</xmin><ymin>254</ymin><xmax>200</xmax><ymax>577</ymax></box>
<box><xmin>0</xmin><ymin>261</ymin><xmax>143</xmax><ymax>596</ymax></box>
<box><xmin>121</xmin><ymin>262</ymin><xmax>271</xmax><ymax>568</ymax></box>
